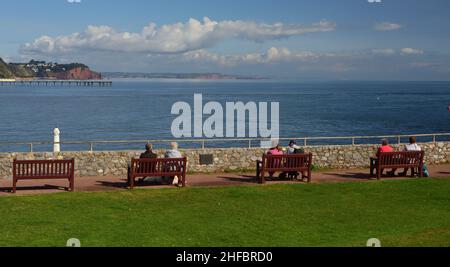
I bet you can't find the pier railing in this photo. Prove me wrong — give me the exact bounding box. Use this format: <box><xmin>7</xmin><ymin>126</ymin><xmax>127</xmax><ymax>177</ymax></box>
<box><xmin>0</xmin><ymin>80</ymin><xmax>112</xmax><ymax>87</ymax></box>
<box><xmin>0</xmin><ymin>133</ymin><xmax>449</xmax><ymax>153</ymax></box>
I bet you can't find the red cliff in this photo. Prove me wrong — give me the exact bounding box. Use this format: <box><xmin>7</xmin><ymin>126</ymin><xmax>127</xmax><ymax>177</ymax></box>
<box><xmin>50</xmin><ymin>67</ymin><xmax>102</xmax><ymax>80</ymax></box>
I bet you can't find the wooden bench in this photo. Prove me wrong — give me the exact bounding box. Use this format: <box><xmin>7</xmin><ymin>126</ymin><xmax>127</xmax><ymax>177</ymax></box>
<box><xmin>12</xmin><ymin>159</ymin><xmax>75</xmax><ymax>193</ymax></box>
<box><xmin>370</xmin><ymin>151</ymin><xmax>424</xmax><ymax>180</ymax></box>
<box><xmin>256</xmin><ymin>153</ymin><xmax>313</xmax><ymax>184</ymax></box>
<box><xmin>128</xmin><ymin>157</ymin><xmax>187</xmax><ymax>189</ymax></box>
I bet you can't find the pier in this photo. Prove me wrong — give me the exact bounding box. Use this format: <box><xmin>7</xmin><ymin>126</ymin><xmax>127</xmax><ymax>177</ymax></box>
<box><xmin>0</xmin><ymin>80</ymin><xmax>112</xmax><ymax>87</ymax></box>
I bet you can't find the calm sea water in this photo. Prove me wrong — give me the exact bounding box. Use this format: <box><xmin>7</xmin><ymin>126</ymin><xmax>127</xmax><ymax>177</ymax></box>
<box><xmin>1</xmin><ymin>80</ymin><xmax>449</xmax><ymax>151</ymax></box>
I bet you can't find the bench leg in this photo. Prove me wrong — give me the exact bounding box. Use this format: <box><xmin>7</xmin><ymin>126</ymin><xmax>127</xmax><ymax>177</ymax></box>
<box><xmin>127</xmin><ymin>167</ymin><xmax>134</xmax><ymax>190</ymax></box>
<box><xmin>256</xmin><ymin>161</ymin><xmax>261</xmax><ymax>181</ymax></box>
<box><xmin>260</xmin><ymin>170</ymin><xmax>265</xmax><ymax>184</ymax></box>
<box><xmin>307</xmin><ymin>168</ymin><xmax>312</xmax><ymax>183</ymax></box>
<box><xmin>69</xmin><ymin>177</ymin><xmax>75</xmax><ymax>192</ymax></box>
<box><xmin>376</xmin><ymin>167</ymin><xmax>381</xmax><ymax>180</ymax></box>
<box><xmin>12</xmin><ymin>178</ymin><xmax>17</xmax><ymax>193</ymax></box>
<box><xmin>129</xmin><ymin>176</ymin><xmax>135</xmax><ymax>190</ymax></box>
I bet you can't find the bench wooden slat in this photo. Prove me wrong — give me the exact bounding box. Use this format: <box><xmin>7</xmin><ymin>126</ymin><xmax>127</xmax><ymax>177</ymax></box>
<box><xmin>128</xmin><ymin>157</ymin><xmax>187</xmax><ymax>189</ymax></box>
<box><xmin>370</xmin><ymin>151</ymin><xmax>424</xmax><ymax>179</ymax></box>
<box><xmin>12</xmin><ymin>159</ymin><xmax>75</xmax><ymax>193</ymax></box>
<box><xmin>257</xmin><ymin>153</ymin><xmax>313</xmax><ymax>184</ymax></box>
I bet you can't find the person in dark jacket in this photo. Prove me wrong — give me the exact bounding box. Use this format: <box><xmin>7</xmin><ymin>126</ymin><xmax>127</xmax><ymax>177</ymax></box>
<box><xmin>137</xmin><ymin>143</ymin><xmax>160</xmax><ymax>183</ymax></box>
<box><xmin>140</xmin><ymin>143</ymin><xmax>157</xmax><ymax>159</ymax></box>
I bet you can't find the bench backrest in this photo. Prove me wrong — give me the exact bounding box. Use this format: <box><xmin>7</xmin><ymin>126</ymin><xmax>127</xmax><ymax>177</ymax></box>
<box><xmin>377</xmin><ymin>151</ymin><xmax>424</xmax><ymax>167</ymax></box>
<box><xmin>131</xmin><ymin>157</ymin><xmax>187</xmax><ymax>176</ymax></box>
<box><xmin>13</xmin><ymin>159</ymin><xmax>75</xmax><ymax>179</ymax></box>
<box><xmin>262</xmin><ymin>153</ymin><xmax>313</xmax><ymax>170</ymax></box>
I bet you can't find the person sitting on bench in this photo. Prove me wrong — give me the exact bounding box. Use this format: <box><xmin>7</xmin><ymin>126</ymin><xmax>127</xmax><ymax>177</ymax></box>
<box><xmin>165</xmin><ymin>142</ymin><xmax>182</xmax><ymax>158</ymax></box>
<box><xmin>164</xmin><ymin>142</ymin><xmax>183</xmax><ymax>186</ymax></box>
<box><xmin>400</xmin><ymin>136</ymin><xmax>426</xmax><ymax>176</ymax></box>
<box><xmin>267</xmin><ymin>143</ymin><xmax>283</xmax><ymax>179</ymax></box>
<box><xmin>141</xmin><ymin>143</ymin><xmax>158</xmax><ymax>159</ymax></box>
<box><xmin>377</xmin><ymin>139</ymin><xmax>393</xmax><ymax>153</ymax></box>
<box><xmin>138</xmin><ymin>143</ymin><xmax>160</xmax><ymax>184</ymax></box>
<box><xmin>286</xmin><ymin>140</ymin><xmax>304</xmax><ymax>179</ymax></box>
<box><xmin>287</xmin><ymin>140</ymin><xmax>304</xmax><ymax>154</ymax></box>
<box><xmin>268</xmin><ymin>143</ymin><xmax>283</xmax><ymax>155</ymax></box>
<box><xmin>405</xmin><ymin>136</ymin><xmax>421</xmax><ymax>152</ymax></box>
<box><xmin>371</xmin><ymin>139</ymin><xmax>394</xmax><ymax>176</ymax></box>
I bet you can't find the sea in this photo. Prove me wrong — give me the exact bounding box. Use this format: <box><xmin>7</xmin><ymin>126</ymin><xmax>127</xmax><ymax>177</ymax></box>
<box><xmin>1</xmin><ymin>80</ymin><xmax>449</xmax><ymax>151</ymax></box>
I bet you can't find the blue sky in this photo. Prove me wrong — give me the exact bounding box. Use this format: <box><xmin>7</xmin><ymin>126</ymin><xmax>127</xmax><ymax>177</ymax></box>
<box><xmin>1</xmin><ymin>0</ymin><xmax>450</xmax><ymax>80</ymax></box>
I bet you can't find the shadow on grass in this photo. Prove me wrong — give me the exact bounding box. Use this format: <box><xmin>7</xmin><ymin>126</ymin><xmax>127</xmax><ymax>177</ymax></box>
<box><xmin>97</xmin><ymin>178</ymin><xmax>174</xmax><ymax>189</ymax></box>
<box><xmin>217</xmin><ymin>175</ymin><xmax>258</xmax><ymax>184</ymax></box>
<box><xmin>217</xmin><ymin>174</ymin><xmax>306</xmax><ymax>184</ymax></box>
<box><xmin>322</xmin><ymin>172</ymin><xmax>372</xmax><ymax>180</ymax></box>
<box><xmin>0</xmin><ymin>184</ymin><xmax>67</xmax><ymax>193</ymax></box>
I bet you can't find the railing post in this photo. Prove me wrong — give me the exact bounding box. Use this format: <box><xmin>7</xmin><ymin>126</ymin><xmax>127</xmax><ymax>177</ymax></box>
<box><xmin>89</xmin><ymin>142</ymin><xmax>94</xmax><ymax>152</ymax></box>
<box><xmin>352</xmin><ymin>137</ymin><xmax>355</xmax><ymax>145</ymax></box>
<box><xmin>201</xmin><ymin>140</ymin><xmax>205</xmax><ymax>149</ymax></box>
<box><xmin>303</xmin><ymin>138</ymin><xmax>307</xmax><ymax>147</ymax></box>
<box><xmin>433</xmin><ymin>135</ymin><xmax>436</xmax><ymax>143</ymax></box>
<box><xmin>248</xmin><ymin>140</ymin><xmax>252</xmax><ymax>149</ymax></box>
<box><xmin>397</xmin><ymin>136</ymin><xmax>401</xmax><ymax>145</ymax></box>
<box><xmin>29</xmin><ymin>143</ymin><xmax>33</xmax><ymax>153</ymax></box>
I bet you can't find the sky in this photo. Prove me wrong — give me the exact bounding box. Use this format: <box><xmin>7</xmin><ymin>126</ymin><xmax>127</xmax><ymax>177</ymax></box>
<box><xmin>1</xmin><ymin>0</ymin><xmax>450</xmax><ymax>80</ymax></box>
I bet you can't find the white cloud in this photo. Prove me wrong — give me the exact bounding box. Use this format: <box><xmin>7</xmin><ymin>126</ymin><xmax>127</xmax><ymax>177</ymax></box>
<box><xmin>372</xmin><ymin>48</ymin><xmax>396</xmax><ymax>55</ymax></box>
<box><xmin>21</xmin><ymin>17</ymin><xmax>336</xmax><ymax>55</ymax></box>
<box><xmin>67</xmin><ymin>0</ymin><xmax>81</xmax><ymax>3</ymax></box>
<box><xmin>374</xmin><ymin>22</ymin><xmax>403</xmax><ymax>31</ymax></box>
<box><xmin>401</xmin><ymin>48</ymin><xmax>424</xmax><ymax>55</ymax></box>
<box><xmin>181</xmin><ymin>47</ymin><xmax>317</xmax><ymax>66</ymax></box>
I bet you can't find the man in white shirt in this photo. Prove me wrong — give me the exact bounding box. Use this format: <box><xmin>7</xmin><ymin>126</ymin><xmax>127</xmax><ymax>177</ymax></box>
<box><xmin>401</xmin><ymin>136</ymin><xmax>423</xmax><ymax>176</ymax></box>
<box><xmin>405</xmin><ymin>136</ymin><xmax>421</xmax><ymax>151</ymax></box>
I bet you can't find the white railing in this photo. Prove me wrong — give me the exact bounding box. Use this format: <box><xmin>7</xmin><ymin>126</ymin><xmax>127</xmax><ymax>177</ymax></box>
<box><xmin>0</xmin><ymin>133</ymin><xmax>449</xmax><ymax>152</ymax></box>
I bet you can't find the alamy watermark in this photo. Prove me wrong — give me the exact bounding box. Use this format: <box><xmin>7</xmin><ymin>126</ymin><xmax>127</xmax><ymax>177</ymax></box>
<box><xmin>171</xmin><ymin>94</ymin><xmax>280</xmax><ymax>147</ymax></box>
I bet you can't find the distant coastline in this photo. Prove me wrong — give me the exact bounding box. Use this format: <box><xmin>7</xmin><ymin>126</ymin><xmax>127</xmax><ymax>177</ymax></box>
<box><xmin>102</xmin><ymin>72</ymin><xmax>267</xmax><ymax>80</ymax></box>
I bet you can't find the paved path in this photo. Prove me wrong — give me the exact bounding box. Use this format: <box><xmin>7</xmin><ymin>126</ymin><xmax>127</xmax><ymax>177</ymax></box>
<box><xmin>1</xmin><ymin>164</ymin><xmax>449</xmax><ymax>196</ymax></box>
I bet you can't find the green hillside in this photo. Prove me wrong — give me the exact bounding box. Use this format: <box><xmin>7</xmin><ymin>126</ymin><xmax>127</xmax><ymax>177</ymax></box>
<box><xmin>0</xmin><ymin>58</ymin><xmax>14</xmax><ymax>78</ymax></box>
<box><xmin>8</xmin><ymin>63</ymin><xmax>35</xmax><ymax>78</ymax></box>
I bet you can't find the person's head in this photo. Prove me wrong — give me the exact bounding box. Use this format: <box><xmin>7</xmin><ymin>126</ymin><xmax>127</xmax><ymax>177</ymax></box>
<box><xmin>409</xmin><ymin>136</ymin><xmax>416</xmax><ymax>144</ymax></box>
<box><xmin>170</xmin><ymin>142</ymin><xmax>179</xmax><ymax>150</ymax></box>
<box><xmin>289</xmin><ymin>140</ymin><xmax>297</xmax><ymax>147</ymax></box>
<box><xmin>145</xmin><ymin>143</ymin><xmax>153</xmax><ymax>151</ymax></box>
<box><xmin>381</xmin><ymin>139</ymin><xmax>389</xmax><ymax>146</ymax></box>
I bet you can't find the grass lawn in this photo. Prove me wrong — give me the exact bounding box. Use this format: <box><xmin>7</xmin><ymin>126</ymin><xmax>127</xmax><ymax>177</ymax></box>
<box><xmin>0</xmin><ymin>178</ymin><xmax>449</xmax><ymax>247</ymax></box>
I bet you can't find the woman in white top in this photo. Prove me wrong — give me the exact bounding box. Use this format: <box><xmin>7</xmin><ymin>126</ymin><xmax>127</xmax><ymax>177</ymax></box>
<box><xmin>164</xmin><ymin>142</ymin><xmax>183</xmax><ymax>186</ymax></box>
<box><xmin>165</xmin><ymin>142</ymin><xmax>182</xmax><ymax>158</ymax></box>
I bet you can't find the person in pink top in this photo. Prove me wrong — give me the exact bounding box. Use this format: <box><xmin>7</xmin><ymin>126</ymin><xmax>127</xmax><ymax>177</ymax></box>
<box><xmin>268</xmin><ymin>144</ymin><xmax>283</xmax><ymax>155</ymax></box>
<box><xmin>370</xmin><ymin>139</ymin><xmax>395</xmax><ymax>177</ymax></box>
<box><xmin>377</xmin><ymin>139</ymin><xmax>394</xmax><ymax>154</ymax></box>
<box><xmin>267</xmin><ymin>144</ymin><xmax>283</xmax><ymax>178</ymax></box>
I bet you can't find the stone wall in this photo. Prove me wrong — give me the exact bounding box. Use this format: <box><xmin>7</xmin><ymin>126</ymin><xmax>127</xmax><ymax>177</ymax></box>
<box><xmin>1</xmin><ymin>142</ymin><xmax>449</xmax><ymax>179</ymax></box>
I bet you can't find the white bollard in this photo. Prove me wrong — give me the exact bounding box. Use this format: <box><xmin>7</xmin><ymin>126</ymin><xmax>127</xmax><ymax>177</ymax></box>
<box><xmin>53</xmin><ymin>128</ymin><xmax>61</xmax><ymax>153</ymax></box>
